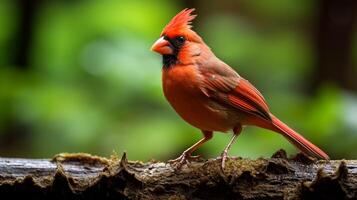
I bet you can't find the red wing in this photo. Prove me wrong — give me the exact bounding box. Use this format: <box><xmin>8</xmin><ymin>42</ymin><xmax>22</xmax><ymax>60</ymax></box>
<box><xmin>228</xmin><ymin>79</ymin><xmax>271</xmax><ymax>120</ymax></box>
<box><xmin>201</xmin><ymin>67</ymin><xmax>271</xmax><ymax>121</ymax></box>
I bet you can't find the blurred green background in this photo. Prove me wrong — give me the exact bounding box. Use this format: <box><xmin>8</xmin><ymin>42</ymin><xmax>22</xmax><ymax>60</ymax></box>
<box><xmin>0</xmin><ymin>0</ymin><xmax>356</xmax><ymax>160</ymax></box>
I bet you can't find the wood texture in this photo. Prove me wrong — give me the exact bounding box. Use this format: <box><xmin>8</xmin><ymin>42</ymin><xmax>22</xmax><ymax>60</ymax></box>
<box><xmin>0</xmin><ymin>150</ymin><xmax>356</xmax><ymax>199</ymax></box>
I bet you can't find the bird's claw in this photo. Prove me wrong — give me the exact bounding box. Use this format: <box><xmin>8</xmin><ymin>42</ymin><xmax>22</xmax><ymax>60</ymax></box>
<box><xmin>168</xmin><ymin>153</ymin><xmax>203</xmax><ymax>169</ymax></box>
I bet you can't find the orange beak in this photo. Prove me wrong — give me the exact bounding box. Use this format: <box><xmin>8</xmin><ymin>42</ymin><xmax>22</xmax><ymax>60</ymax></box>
<box><xmin>151</xmin><ymin>37</ymin><xmax>174</xmax><ymax>55</ymax></box>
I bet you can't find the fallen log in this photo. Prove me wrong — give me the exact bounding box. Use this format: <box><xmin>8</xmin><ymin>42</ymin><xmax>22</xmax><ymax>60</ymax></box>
<box><xmin>0</xmin><ymin>150</ymin><xmax>356</xmax><ymax>199</ymax></box>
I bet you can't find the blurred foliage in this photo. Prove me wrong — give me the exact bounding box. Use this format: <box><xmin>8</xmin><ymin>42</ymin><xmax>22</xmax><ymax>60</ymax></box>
<box><xmin>0</xmin><ymin>0</ymin><xmax>356</xmax><ymax>160</ymax></box>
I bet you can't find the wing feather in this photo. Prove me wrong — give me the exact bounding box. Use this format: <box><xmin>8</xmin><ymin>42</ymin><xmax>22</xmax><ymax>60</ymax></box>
<box><xmin>199</xmin><ymin>61</ymin><xmax>271</xmax><ymax>121</ymax></box>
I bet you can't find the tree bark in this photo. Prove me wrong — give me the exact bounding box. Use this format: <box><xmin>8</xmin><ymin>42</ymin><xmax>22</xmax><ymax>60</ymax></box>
<box><xmin>0</xmin><ymin>150</ymin><xmax>356</xmax><ymax>200</ymax></box>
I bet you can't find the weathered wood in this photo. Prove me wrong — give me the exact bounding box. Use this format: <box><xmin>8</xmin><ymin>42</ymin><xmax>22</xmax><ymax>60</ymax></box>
<box><xmin>0</xmin><ymin>150</ymin><xmax>356</xmax><ymax>199</ymax></box>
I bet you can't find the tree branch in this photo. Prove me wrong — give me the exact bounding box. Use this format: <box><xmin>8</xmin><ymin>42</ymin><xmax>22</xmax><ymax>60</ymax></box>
<box><xmin>0</xmin><ymin>150</ymin><xmax>356</xmax><ymax>199</ymax></box>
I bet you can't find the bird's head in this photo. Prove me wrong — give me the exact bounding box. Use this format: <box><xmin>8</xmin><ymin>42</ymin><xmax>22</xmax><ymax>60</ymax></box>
<box><xmin>151</xmin><ymin>8</ymin><xmax>207</xmax><ymax>67</ymax></box>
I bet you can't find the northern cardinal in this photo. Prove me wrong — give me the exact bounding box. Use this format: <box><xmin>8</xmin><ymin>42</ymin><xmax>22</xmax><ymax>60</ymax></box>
<box><xmin>151</xmin><ymin>8</ymin><xmax>329</xmax><ymax>168</ymax></box>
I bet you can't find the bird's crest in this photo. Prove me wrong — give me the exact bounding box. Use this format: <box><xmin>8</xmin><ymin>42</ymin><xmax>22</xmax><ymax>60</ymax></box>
<box><xmin>161</xmin><ymin>8</ymin><xmax>197</xmax><ymax>37</ymax></box>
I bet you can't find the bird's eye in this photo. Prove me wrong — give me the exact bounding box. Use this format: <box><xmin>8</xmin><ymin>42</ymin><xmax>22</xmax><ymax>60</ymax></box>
<box><xmin>175</xmin><ymin>36</ymin><xmax>186</xmax><ymax>44</ymax></box>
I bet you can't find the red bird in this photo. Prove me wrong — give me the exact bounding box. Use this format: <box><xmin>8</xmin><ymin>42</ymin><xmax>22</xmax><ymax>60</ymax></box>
<box><xmin>151</xmin><ymin>8</ymin><xmax>329</xmax><ymax>168</ymax></box>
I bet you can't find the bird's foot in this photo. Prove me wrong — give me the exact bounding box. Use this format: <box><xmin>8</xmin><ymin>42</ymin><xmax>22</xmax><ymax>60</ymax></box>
<box><xmin>220</xmin><ymin>150</ymin><xmax>229</xmax><ymax>170</ymax></box>
<box><xmin>168</xmin><ymin>153</ymin><xmax>203</xmax><ymax>169</ymax></box>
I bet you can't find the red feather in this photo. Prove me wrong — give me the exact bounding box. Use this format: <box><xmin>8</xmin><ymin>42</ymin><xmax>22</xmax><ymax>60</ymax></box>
<box><xmin>199</xmin><ymin>63</ymin><xmax>328</xmax><ymax>159</ymax></box>
<box><xmin>161</xmin><ymin>8</ymin><xmax>196</xmax><ymax>37</ymax></box>
<box><xmin>270</xmin><ymin>114</ymin><xmax>330</xmax><ymax>159</ymax></box>
<box><xmin>228</xmin><ymin>79</ymin><xmax>271</xmax><ymax>120</ymax></box>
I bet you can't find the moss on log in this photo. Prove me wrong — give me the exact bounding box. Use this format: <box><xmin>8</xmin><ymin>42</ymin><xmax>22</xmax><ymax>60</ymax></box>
<box><xmin>0</xmin><ymin>150</ymin><xmax>356</xmax><ymax>199</ymax></box>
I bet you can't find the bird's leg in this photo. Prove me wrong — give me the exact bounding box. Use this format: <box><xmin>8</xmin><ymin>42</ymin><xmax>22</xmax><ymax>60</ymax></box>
<box><xmin>221</xmin><ymin>125</ymin><xmax>242</xmax><ymax>170</ymax></box>
<box><xmin>169</xmin><ymin>130</ymin><xmax>213</xmax><ymax>169</ymax></box>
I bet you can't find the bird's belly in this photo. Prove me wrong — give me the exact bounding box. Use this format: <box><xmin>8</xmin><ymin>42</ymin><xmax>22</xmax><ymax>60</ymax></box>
<box><xmin>169</xmin><ymin>94</ymin><xmax>236</xmax><ymax>132</ymax></box>
<box><xmin>163</xmin><ymin>67</ymin><xmax>239</xmax><ymax>132</ymax></box>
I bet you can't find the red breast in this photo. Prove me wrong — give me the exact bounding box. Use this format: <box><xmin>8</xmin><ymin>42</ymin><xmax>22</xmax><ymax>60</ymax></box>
<box><xmin>162</xmin><ymin>64</ymin><xmax>242</xmax><ymax>132</ymax></box>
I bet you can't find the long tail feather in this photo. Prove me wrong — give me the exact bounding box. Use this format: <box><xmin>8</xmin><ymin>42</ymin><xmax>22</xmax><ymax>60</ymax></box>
<box><xmin>269</xmin><ymin>114</ymin><xmax>329</xmax><ymax>160</ymax></box>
